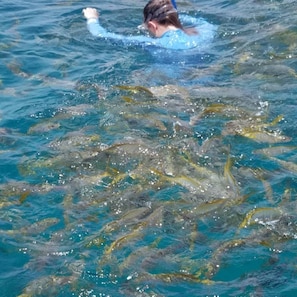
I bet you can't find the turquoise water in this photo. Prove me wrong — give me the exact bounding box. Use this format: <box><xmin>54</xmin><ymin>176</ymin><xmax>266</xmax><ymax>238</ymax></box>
<box><xmin>1</xmin><ymin>0</ymin><xmax>297</xmax><ymax>296</ymax></box>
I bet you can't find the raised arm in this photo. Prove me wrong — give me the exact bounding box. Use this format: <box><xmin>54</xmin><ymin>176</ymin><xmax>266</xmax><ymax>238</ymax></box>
<box><xmin>82</xmin><ymin>7</ymin><xmax>154</xmax><ymax>47</ymax></box>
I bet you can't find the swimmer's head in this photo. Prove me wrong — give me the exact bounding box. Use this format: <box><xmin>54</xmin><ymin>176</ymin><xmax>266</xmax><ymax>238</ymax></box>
<box><xmin>141</xmin><ymin>0</ymin><xmax>197</xmax><ymax>36</ymax></box>
<box><xmin>143</xmin><ymin>0</ymin><xmax>179</xmax><ymax>28</ymax></box>
<box><xmin>143</xmin><ymin>0</ymin><xmax>178</xmax><ymax>24</ymax></box>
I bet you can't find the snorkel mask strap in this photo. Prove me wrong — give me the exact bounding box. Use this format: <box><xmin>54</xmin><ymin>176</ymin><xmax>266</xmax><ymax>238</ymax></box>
<box><xmin>171</xmin><ymin>0</ymin><xmax>177</xmax><ymax>9</ymax></box>
<box><xmin>139</xmin><ymin>1</ymin><xmax>178</xmax><ymax>30</ymax></box>
<box><xmin>144</xmin><ymin>4</ymin><xmax>177</xmax><ymax>23</ymax></box>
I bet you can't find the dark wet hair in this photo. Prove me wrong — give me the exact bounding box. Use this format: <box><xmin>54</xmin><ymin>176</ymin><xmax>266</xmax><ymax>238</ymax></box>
<box><xmin>143</xmin><ymin>0</ymin><xmax>198</xmax><ymax>35</ymax></box>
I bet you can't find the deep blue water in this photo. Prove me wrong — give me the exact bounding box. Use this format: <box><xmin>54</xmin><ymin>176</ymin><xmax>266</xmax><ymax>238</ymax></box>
<box><xmin>1</xmin><ymin>0</ymin><xmax>297</xmax><ymax>296</ymax></box>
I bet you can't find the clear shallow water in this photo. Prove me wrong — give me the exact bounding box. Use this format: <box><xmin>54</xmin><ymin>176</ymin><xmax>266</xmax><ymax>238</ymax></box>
<box><xmin>1</xmin><ymin>0</ymin><xmax>297</xmax><ymax>296</ymax></box>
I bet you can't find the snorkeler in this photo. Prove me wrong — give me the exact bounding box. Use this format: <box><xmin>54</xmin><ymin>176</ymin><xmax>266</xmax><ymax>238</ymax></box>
<box><xmin>82</xmin><ymin>0</ymin><xmax>216</xmax><ymax>50</ymax></box>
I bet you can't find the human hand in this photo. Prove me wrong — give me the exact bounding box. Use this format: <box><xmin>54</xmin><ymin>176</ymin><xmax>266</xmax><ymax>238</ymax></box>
<box><xmin>82</xmin><ymin>7</ymin><xmax>99</xmax><ymax>20</ymax></box>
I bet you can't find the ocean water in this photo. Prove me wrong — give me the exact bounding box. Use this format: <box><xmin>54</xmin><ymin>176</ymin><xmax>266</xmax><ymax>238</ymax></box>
<box><xmin>1</xmin><ymin>0</ymin><xmax>297</xmax><ymax>296</ymax></box>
